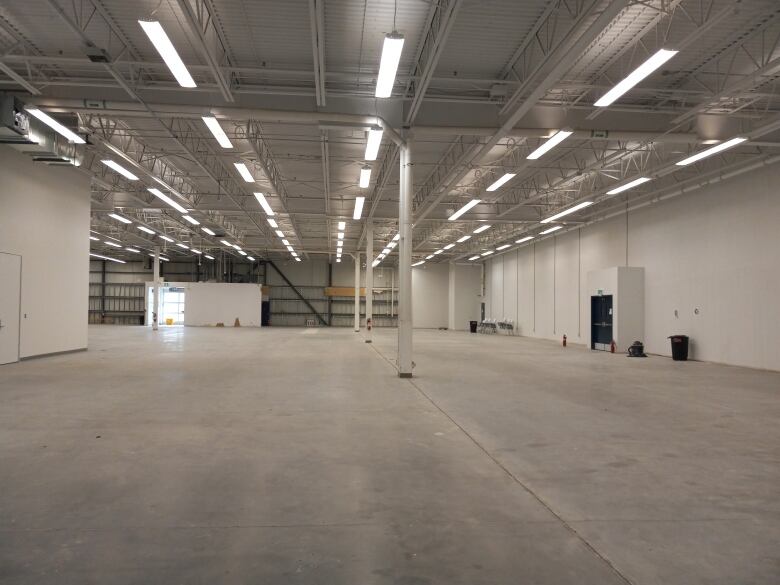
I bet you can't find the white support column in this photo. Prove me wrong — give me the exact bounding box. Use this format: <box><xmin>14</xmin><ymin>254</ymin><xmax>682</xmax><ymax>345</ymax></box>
<box><xmin>353</xmin><ymin>252</ymin><xmax>360</xmax><ymax>332</ymax></box>
<box><xmin>398</xmin><ymin>141</ymin><xmax>413</xmax><ymax>377</ymax></box>
<box><xmin>152</xmin><ymin>246</ymin><xmax>160</xmax><ymax>331</ymax></box>
<box><xmin>365</xmin><ymin>220</ymin><xmax>373</xmax><ymax>343</ymax></box>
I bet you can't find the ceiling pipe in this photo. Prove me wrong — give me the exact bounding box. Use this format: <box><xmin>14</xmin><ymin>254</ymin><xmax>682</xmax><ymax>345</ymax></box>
<box><xmin>24</xmin><ymin>98</ymin><xmax>405</xmax><ymax>147</ymax></box>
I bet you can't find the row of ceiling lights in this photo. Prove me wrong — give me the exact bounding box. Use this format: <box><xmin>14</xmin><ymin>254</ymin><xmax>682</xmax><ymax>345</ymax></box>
<box><xmin>440</xmin><ymin>48</ymin><xmax>750</xmax><ymax>263</ymax></box>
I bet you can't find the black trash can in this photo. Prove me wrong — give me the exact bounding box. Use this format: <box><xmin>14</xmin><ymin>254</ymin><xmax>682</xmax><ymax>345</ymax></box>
<box><xmin>469</xmin><ymin>320</ymin><xmax>478</xmax><ymax>333</ymax></box>
<box><xmin>669</xmin><ymin>335</ymin><xmax>689</xmax><ymax>361</ymax></box>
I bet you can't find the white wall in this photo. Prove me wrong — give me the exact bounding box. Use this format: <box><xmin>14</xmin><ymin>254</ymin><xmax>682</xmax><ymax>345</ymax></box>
<box><xmin>448</xmin><ymin>263</ymin><xmax>482</xmax><ymax>330</ymax></box>
<box><xmin>483</xmin><ymin>161</ymin><xmax>780</xmax><ymax>371</ymax></box>
<box><xmin>412</xmin><ymin>263</ymin><xmax>449</xmax><ymax>329</ymax></box>
<box><xmin>0</xmin><ymin>146</ymin><xmax>90</xmax><ymax>358</ymax></box>
<box><xmin>184</xmin><ymin>283</ymin><xmax>263</xmax><ymax>327</ymax></box>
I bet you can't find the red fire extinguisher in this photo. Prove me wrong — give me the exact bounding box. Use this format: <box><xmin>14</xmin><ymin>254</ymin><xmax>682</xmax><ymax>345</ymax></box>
<box><xmin>562</xmin><ymin>334</ymin><xmax>567</xmax><ymax>347</ymax></box>
<box><xmin>610</xmin><ymin>340</ymin><xmax>616</xmax><ymax>353</ymax></box>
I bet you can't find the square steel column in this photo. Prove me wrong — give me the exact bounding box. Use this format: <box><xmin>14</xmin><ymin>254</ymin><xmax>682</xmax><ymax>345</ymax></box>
<box><xmin>398</xmin><ymin>142</ymin><xmax>413</xmax><ymax>377</ymax></box>
<box><xmin>365</xmin><ymin>220</ymin><xmax>373</xmax><ymax>343</ymax></box>
<box><xmin>354</xmin><ymin>252</ymin><xmax>360</xmax><ymax>332</ymax></box>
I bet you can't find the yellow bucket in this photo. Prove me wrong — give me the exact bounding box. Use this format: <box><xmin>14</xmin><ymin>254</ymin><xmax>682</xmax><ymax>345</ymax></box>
<box><xmin>165</xmin><ymin>318</ymin><xmax>174</xmax><ymax>325</ymax></box>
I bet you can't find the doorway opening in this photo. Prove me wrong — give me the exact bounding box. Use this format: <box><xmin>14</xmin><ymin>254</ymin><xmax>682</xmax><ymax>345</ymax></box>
<box><xmin>147</xmin><ymin>286</ymin><xmax>186</xmax><ymax>326</ymax></box>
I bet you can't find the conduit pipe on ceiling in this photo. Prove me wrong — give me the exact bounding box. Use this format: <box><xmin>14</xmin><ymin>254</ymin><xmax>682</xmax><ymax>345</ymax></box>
<box><xmin>24</xmin><ymin>98</ymin><xmax>405</xmax><ymax>146</ymax></box>
<box><xmin>411</xmin><ymin>127</ymin><xmax>702</xmax><ymax>144</ymax></box>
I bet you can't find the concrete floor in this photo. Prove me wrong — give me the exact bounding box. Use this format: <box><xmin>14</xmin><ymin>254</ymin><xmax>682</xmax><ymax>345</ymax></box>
<box><xmin>0</xmin><ymin>326</ymin><xmax>778</xmax><ymax>584</ymax></box>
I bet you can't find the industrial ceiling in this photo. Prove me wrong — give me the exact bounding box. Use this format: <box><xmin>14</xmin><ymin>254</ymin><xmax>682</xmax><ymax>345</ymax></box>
<box><xmin>1</xmin><ymin>0</ymin><xmax>779</xmax><ymax>265</ymax></box>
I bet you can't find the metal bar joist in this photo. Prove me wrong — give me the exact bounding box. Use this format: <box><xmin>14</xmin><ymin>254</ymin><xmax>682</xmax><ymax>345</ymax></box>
<box><xmin>175</xmin><ymin>0</ymin><xmax>235</xmax><ymax>102</ymax></box>
<box><xmin>404</xmin><ymin>0</ymin><xmax>462</xmax><ymax>125</ymax></box>
<box><xmin>308</xmin><ymin>0</ymin><xmax>326</xmax><ymax>106</ymax></box>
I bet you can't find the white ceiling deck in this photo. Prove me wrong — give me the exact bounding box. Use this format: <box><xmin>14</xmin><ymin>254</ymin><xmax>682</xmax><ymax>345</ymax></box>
<box><xmin>1</xmin><ymin>0</ymin><xmax>779</xmax><ymax>263</ymax></box>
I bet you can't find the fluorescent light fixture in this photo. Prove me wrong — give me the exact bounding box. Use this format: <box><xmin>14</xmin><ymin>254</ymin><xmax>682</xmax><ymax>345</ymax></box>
<box><xmin>176</xmin><ymin>243</ymin><xmax>189</xmax><ymax>249</ymax></box>
<box><xmin>375</xmin><ymin>33</ymin><xmax>405</xmax><ymax>97</ymax></box>
<box><xmin>448</xmin><ymin>199</ymin><xmax>481</xmax><ymax>221</ymax></box>
<box><xmin>233</xmin><ymin>245</ymin><xmax>242</xmax><ymax>251</ymax></box>
<box><xmin>337</xmin><ymin>232</ymin><xmax>345</xmax><ymax>240</ymax></box>
<box><xmin>267</xmin><ymin>218</ymin><xmax>278</xmax><ymax>228</ymax></box>
<box><xmin>516</xmin><ymin>236</ymin><xmax>534</xmax><ymax>244</ymax></box>
<box><xmin>372</xmin><ymin>259</ymin><xmax>380</xmax><ymax>267</ymax></box>
<box><xmin>468</xmin><ymin>255</ymin><xmax>480</xmax><ymax>261</ymax></box>
<box><xmin>382</xmin><ymin>248</ymin><xmax>391</xmax><ymax>255</ymax></box>
<box><xmin>527</xmin><ymin>129</ymin><xmax>573</xmax><ymax>160</ymax></box>
<box><xmin>473</xmin><ymin>224</ymin><xmax>491</xmax><ymax>234</ymax></box>
<box><xmin>254</xmin><ymin>192</ymin><xmax>274</xmax><ymax>215</ymax></box>
<box><xmin>606</xmin><ymin>177</ymin><xmax>652</xmax><ymax>195</ymax></box>
<box><xmin>201</xmin><ymin>116</ymin><xmax>232</xmax><ymax>148</ymax></box>
<box><xmin>539</xmin><ymin>225</ymin><xmax>563</xmax><ymax>235</ymax></box>
<box><xmin>481</xmin><ymin>250</ymin><xmax>494</xmax><ymax>256</ymax></box>
<box><xmin>205</xmin><ymin>255</ymin><xmax>214</xmax><ymax>260</ymax></box>
<box><xmin>541</xmin><ymin>200</ymin><xmax>594</xmax><ymax>223</ymax></box>
<box><xmin>443</xmin><ymin>243</ymin><xmax>455</xmax><ymax>250</ymax></box>
<box><xmin>365</xmin><ymin>127</ymin><xmax>383</xmax><ymax>160</ymax></box>
<box><xmin>675</xmin><ymin>137</ymin><xmax>747</xmax><ymax>166</ymax></box>
<box><xmin>159</xmin><ymin>235</ymin><xmax>174</xmax><ymax>242</ymax></box>
<box><xmin>286</xmin><ymin>245</ymin><xmax>294</xmax><ymax>252</ymax></box>
<box><xmin>353</xmin><ymin>196</ymin><xmax>365</xmax><ymax>220</ymax></box>
<box><xmin>234</xmin><ymin>162</ymin><xmax>254</xmax><ymax>182</ymax></box>
<box><xmin>359</xmin><ymin>167</ymin><xmax>371</xmax><ymax>188</ymax></box>
<box><xmin>148</xmin><ymin>253</ymin><xmax>170</xmax><ymax>262</ymax></box>
<box><xmin>247</xmin><ymin>256</ymin><xmax>255</xmax><ymax>261</ymax></box>
<box><xmin>138</xmin><ymin>20</ymin><xmax>196</xmax><ymax>88</ymax></box>
<box><xmin>425</xmin><ymin>254</ymin><xmax>434</xmax><ymax>260</ymax></box>
<box><xmin>138</xmin><ymin>226</ymin><xmax>155</xmax><ymax>234</ymax></box>
<box><xmin>282</xmin><ymin>239</ymin><xmax>290</xmax><ymax>246</ymax></box>
<box><xmin>238</xmin><ymin>250</ymin><xmax>247</xmax><ymax>256</ymax></box>
<box><xmin>457</xmin><ymin>235</ymin><xmax>471</xmax><ymax>243</ymax></box>
<box><xmin>336</xmin><ymin>259</ymin><xmax>341</xmax><ymax>263</ymax></box>
<box><xmin>90</xmin><ymin>253</ymin><xmax>125</xmax><ymax>263</ymax></box>
<box><xmin>433</xmin><ymin>250</ymin><xmax>443</xmax><ymax>255</ymax></box>
<box><xmin>192</xmin><ymin>249</ymin><xmax>202</xmax><ymax>255</ymax></box>
<box><xmin>220</xmin><ymin>239</ymin><xmax>231</xmax><ymax>246</ymax></box>
<box><xmin>25</xmin><ymin>107</ymin><xmax>85</xmax><ymax>144</ymax></box>
<box><xmin>292</xmin><ymin>252</ymin><xmax>298</xmax><ymax>257</ymax></box>
<box><xmin>496</xmin><ymin>244</ymin><xmax>511</xmax><ymax>251</ymax></box>
<box><xmin>275</xmin><ymin>230</ymin><xmax>285</xmax><ymax>238</ymax></box>
<box><xmin>108</xmin><ymin>212</ymin><xmax>132</xmax><ymax>224</ymax></box>
<box><xmin>89</xmin><ymin>236</ymin><xmax>99</xmax><ymax>241</ymax></box>
<box><xmin>295</xmin><ymin>258</ymin><xmax>301</xmax><ymax>262</ymax></box>
<box><xmin>388</xmin><ymin>242</ymin><xmax>397</xmax><ymax>249</ymax></box>
<box><xmin>104</xmin><ymin>241</ymin><xmax>121</xmax><ymax>247</ymax></box>
<box><xmin>595</xmin><ymin>49</ymin><xmax>678</xmax><ymax>107</ymax></box>
<box><xmin>337</xmin><ymin>240</ymin><xmax>343</xmax><ymax>247</ymax></box>
<box><xmin>125</xmin><ymin>247</ymin><xmax>140</xmax><ymax>253</ymax></box>
<box><xmin>486</xmin><ymin>173</ymin><xmax>516</xmax><ymax>192</ymax></box>
<box><xmin>337</xmin><ymin>221</ymin><xmax>346</xmax><ymax>230</ymax></box>
<box><xmin>377</xmin><ymin>254</ymin><xmax>385</xmax><ymax>260</ymax></box>
<box><xmin>182</xmin><ymin>215</ymin><xmax>200</xmax><ymax>225</ymax></box>
<box><xmin>201</xmin><ymin>227</ymin><xmax>215</xmax><ymax>236</ymax></box>
<box><xmin>147</xmin><ymin>187</ymin><xmax>188</xmax><ymax>213</ymax></box>
<box><xmin>412</xmin><ymin>260</ymin><xmax>425</xmax><ymax>267</ymax></box>
<box><xmin>102</xmin><ymin>160</ymin><xmax>139</xmax><ymax>181</ymax></box>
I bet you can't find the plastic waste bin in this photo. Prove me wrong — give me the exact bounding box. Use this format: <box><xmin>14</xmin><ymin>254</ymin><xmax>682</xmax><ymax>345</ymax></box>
<box><xmin>469</xmin><ymin>321</ymin><xmax>478</xmax><ymax>333</ymax></box>
<box><xmin>669</xmin><ymin>335</ymin><xmax>689</xmax><ymax>361</ymax></box>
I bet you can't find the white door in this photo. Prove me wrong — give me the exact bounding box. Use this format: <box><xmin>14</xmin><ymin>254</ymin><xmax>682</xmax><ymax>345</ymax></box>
<box><xmin>0</xmin><ymin>253</ymin><xmax>22</xmax><ymax>365</ymax></box>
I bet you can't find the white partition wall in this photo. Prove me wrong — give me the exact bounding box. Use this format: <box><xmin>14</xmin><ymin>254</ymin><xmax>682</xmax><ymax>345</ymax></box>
<box><xmin>482</xmin><ymin>161</ymin><xmax>780</xmax><ymax>371</ymax></box>
<box><xmin>184</xmin><ymin>283</ymin><xmax>263</xmax><ymax>327</ymax></box>
<box><xmin>0</xmin><ymin>145</ymin><xmax>90</xmax><ymax>359</ymax></box>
